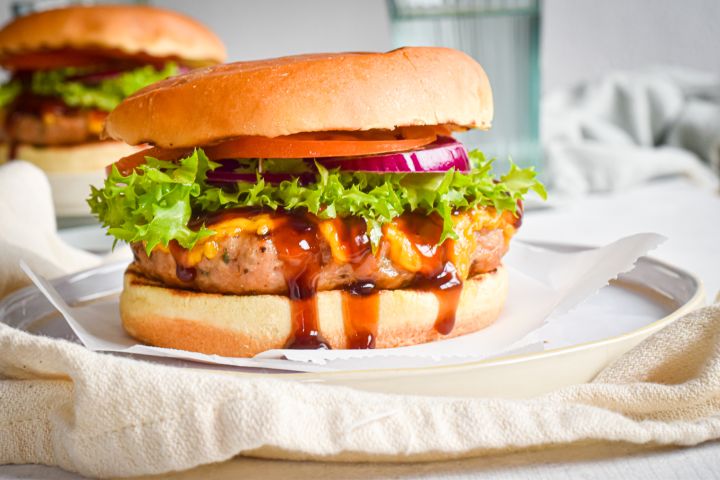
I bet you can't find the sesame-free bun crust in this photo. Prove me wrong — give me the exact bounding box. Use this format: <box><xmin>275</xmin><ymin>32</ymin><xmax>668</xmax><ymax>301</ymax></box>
<box><xmin>105</xmin><ymin>47</ymin><xmax>494</xmax><ymax>148</ymax></box>
<box><xmin>0</xmin><ymin>5</ymin><xmax>226</xmax><ymax>67</ymax></box>
<box><xmin>120</xmin><ymin>265</ymin><xmax>508</xmax><ymax>357</ymax></box>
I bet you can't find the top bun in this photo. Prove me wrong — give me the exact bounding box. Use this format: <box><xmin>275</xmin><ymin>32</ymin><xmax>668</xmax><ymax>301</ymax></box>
<box><xmin>104</xmin><ymin>47</ymin><xmax>493</xmax><ymax>148</ymax></box>
<box><xmin>0</xmin><ymin>5</ymin><xmax>226</xmax><ymax>67</ymax></box>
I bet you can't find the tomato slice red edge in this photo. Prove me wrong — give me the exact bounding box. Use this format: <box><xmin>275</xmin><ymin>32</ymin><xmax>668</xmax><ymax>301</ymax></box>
<box><xmin>108</xmin><ymin>130</ymin><xmax>443</xmax><ymax>176</ymax></box>
<box><xmin>202</xmin><ymin>134</ymin><xmax>436</xmax><ymax>160</ymax></box>
<box><xmin>107</xmin><ymin>146</ymin><xmax>192</xmax><ymax>176</ymax></box>
<box><xmin>1</xmin><ymin>48</ymin><xmax>184</xmax><ymax>71</ymax></box>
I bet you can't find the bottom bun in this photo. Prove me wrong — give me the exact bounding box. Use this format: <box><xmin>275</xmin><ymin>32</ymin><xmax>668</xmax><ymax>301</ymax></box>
<box><xmin>120</xmin><ymin>265</ymin><xmax>509</xmax><ymax>357</ymax></box>
<box><xmin>0</xmin><ymin>141</ymin><xmax>141</xmax><ymax>173</ymax></box>
<box><xmin>0</xmin><ymin>142</ymin><xmax>142</xmax><ymax>217</ymax></box>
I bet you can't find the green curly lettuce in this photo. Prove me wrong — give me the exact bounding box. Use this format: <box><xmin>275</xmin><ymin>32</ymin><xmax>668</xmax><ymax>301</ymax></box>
<box><xmin>30</xmin><ymin>63</ymin><xmax>178</xmax><ymax>111</ymax></box>
<box><xmin>88</xmin><ymin>149</ymin><xmax>546</xmax><ymax>255</ymax></box>
<box><xmin>0</xmin><ymin>80</ymin><xmax>21</xmax><ymax>108</ymax></box>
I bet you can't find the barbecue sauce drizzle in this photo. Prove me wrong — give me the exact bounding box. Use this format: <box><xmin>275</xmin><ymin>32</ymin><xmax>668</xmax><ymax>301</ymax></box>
<box><xmin>392</xmin><ymin>213</ymin><xmax>464</xmax><ymax>335</ymax></box>
<box><xmin>168</xmin><ymin>209</ymin><xmax>473</xmax><ymax>350</ymax></box>
<box><xmin>270</xmin><ymin>214</ymin><xmax>329</xmax><ymax>349</ymax></box>
<box><xmin>333</xmin><ymin>218</ymin><xmax>380</xmax><ymax>349</ymax></box>
<box><xmin>168</xmin><ymin>240</ymin><xmax>197</xmax><ymax>283</ymax></box>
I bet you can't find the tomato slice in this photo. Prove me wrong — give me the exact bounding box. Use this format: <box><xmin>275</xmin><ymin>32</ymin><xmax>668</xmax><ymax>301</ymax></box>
<box><xmin>109</xmin><ymin>146</ymin><xmax>192</xmax><ymax>176</ymax></box>
<box><xmin>1</xmin><ymin>50</ymin><xmax>114</xmax><ymax>70</ymax></box>
<box><xmin>204</xmin><ymin>130</ymin><xmax>436</xmax><ymax>160</ymax></box>
<box><xmin>1</xmin><ymin>48</ymin><xmax>176</xmax><ymax>71</ymax></box>
<box><xmin>109</xmin><ymin>127</ymin><xmax>442</xmax><ymax>175</ymax></box>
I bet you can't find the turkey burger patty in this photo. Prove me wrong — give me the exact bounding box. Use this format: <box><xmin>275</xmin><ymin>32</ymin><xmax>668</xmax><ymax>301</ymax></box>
<box><xmin>130</xmin><ymin>209</ymin><xmax>516</xmax><ymax>296</ymax></box>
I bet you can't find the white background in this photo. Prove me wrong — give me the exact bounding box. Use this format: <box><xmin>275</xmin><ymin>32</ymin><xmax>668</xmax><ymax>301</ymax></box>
<box><xmin>3</xmin><ymin>0</ymin><xmax>719</xmax><ymax>91</ymax></box>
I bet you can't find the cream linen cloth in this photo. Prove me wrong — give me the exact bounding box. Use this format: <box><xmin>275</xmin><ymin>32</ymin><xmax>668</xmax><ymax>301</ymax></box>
<box><xmin>1</xmin><ymin>303</ymin><xmax>720</xmax><ymax>478</ymax></box>
<box><xmin>2</xmin><ymin>161</ymin><xmax>720</xmax><ymax>478</ymax></box>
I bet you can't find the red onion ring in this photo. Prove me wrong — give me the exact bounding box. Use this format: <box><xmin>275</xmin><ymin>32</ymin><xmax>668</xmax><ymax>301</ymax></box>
<box><xmin>205</xmin><ymin>137</ymin><xmax>470</xmax><ymax>185</ymax></box>
<box><xmin>316</xmin><ymin>136</ymin><xmax>470</xmax><ymax>172</ymax></box>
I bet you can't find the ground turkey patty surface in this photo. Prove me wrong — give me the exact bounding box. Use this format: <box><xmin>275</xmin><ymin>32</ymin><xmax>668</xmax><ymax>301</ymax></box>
<box><xmin>3</xmin><ymin>109</ymin><xmax>105</xmax><ymax>145</ymax></box>
<box><xmin>130</xmin><ymin>220</ymin><xmax>510</xmax><ymax>296</ymax></box>
<box><xmin>0</xmin><ymin>95</ymin><xmax>106</xmax><ymax>146</ymax></box>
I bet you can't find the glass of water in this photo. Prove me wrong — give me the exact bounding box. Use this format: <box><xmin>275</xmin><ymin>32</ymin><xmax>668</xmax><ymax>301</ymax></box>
<box><xmin>389</xmin><ymin>0</ymin><xmax>541</xmax><ymax>172</ymax></box>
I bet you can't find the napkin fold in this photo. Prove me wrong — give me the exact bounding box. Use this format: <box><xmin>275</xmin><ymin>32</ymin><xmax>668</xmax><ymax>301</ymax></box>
<box><xmin>543</xmin><ymin>67</ymin><xmax>720</xmax><ymax>195</ymax></box>
<box><xmin>0</xmin><ymin>162</ymin><xmax>101</xmax><ymax>297</ymax></box>
<box><xmin>0</xmin><ymin>302</ymin><xmax>719</xmax><ymax>478</ymax></box>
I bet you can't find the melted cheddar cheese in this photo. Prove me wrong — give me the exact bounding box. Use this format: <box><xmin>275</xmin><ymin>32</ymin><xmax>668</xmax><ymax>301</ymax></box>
<box><xmin>42</xmin><ymin>112</ymin><xmax>57</xmax><ymax>125</ymax></box>
<box><xmin>152</xmin><ymin>208</ymin><xmax>517</xmax><ymax>272</ymax></box>
<box><xmin>318</xmin><ymin>219</ymin><xmax>351</xmax><ymax>264</ymax></box>
<box><xmin>382</xmin><ymin>222</ymin><xmax>425</xmax><ymax>272</ymax></box>
<box><xmin>153</xmin><ymin>214</ymin><xmax>277</xmax><ymax>267</ymax></box>
<box><xmin>204</xmin><ymin>214</ymin><xmax>276</xmax><ymax>237</ymax></box>
<box><xmin>87</xmin><ymin>111</ymin><xmax>106</xmax><ymax>135</ymax></box>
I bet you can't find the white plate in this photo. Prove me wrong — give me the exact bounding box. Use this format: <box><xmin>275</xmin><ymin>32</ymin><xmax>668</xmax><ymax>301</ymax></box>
<box><xmin>0</xmin><ymin>242</ymin><xmax>704</xmax><ymax>398</ymax></box>
<box><xmin>58</xmin><ymin>222</ymin><xmax>114</xmax><ymax>253</ymax></box>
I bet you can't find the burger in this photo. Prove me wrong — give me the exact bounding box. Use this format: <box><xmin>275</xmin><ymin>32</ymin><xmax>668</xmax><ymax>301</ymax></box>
<box><xmin>0</xmin><ymin>5</ymin><xmax>225</xmax><ymax>215</ymax></box>
<box><xmin>89</xmin><ymin>47</ymin><xmax>545</xmax><ymax>357</ymax></box>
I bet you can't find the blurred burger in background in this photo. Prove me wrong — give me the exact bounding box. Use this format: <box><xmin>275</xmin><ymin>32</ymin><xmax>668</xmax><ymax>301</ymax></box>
<box><xmin>0</xmin><ymin>4</ymin><xmax>225</xmax><ymax>217</ymax></box>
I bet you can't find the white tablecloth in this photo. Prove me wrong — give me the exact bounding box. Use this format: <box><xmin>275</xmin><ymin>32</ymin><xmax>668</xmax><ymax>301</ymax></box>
<box><xmin>520</xmin><ymin>178</ymin><xmax>720</xmax><ymax>298</ymax></box>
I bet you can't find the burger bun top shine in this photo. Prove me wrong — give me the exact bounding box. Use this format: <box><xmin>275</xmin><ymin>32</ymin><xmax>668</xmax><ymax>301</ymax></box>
<box><xmin>104</xmin><ymin>47</ymin><xmax>493</xmax><ymax>148</ymax></box>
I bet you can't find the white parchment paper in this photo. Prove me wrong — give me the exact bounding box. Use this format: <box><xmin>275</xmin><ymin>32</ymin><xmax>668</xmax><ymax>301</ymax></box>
<box><xmin>21</xmin><ymin>233</ymin><xmax>665</xmax><ymax>372</ymax></box>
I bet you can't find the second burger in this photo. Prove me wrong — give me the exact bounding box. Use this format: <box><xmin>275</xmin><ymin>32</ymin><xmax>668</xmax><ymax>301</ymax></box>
<box><xmin>0</xmin><ymin>4</ymin><xmax>225</xmax><ymax>216</ymax></box>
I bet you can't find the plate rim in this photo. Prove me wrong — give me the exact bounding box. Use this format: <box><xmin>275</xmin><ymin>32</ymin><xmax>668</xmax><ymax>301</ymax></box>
<box><xmin>234</xmin><ymin>265</ymin><xmax>706</xmax><ymax>381</ymax></box>
<box><xmin>0</xmin><ymin>243</ymin><xmax>706</xmax><ymax>380</ymax></box>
